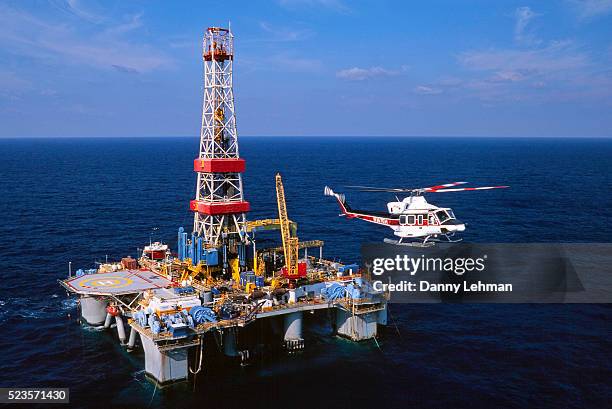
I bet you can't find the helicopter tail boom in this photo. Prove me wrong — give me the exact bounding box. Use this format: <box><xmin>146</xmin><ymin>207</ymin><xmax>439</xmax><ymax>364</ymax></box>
<box><xmin>324</xmin><ymin>186</ymin><xmax>400</xmax><ymax>226</ymax></box>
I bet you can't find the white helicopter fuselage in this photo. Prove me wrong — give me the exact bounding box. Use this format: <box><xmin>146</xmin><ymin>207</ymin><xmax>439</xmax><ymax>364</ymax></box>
<box><xmin>385</xmin><ymin>196</ymin><xmax>466</xmax><ymax>239</ymax></box>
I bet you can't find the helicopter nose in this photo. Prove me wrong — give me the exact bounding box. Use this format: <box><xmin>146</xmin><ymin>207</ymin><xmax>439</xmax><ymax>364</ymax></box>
<box><xmin>441</xmin><ymin>219</ymin><xmax>466</xmax><ymax>233</ymax></box>
<box><xmin>447</xmin><ymin>221</ymin><xmax>466</xmax><ymax>232</ymax></box>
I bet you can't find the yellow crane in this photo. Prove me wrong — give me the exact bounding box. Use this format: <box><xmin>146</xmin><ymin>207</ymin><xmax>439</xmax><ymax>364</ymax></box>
<box><xmin>275</xmin><ymin>173</ymin><xmax>300</xmax><ymax>278</ymax></box>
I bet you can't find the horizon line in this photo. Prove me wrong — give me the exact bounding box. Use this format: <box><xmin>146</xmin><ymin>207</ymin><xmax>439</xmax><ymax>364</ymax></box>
<box><xmin>1</xmin><ymin>135</ymin><xmax>611</xmax><ymax>139</ymax></box>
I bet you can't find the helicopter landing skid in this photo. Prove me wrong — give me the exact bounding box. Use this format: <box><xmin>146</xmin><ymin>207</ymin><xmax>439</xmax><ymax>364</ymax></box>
<box><xmin>383</xmin><ymin>233</ymin><xmax>462</xmax><ymax>247</ymax></box>
<box><xmin>436</xmin><ymin>233</ymin><xmax>463</xmax><ymax>243</ymax></box>
<box><xmin>383</xmin><ymin>238</ymin><xmax>436</xmax><ymax>248</ymax></box>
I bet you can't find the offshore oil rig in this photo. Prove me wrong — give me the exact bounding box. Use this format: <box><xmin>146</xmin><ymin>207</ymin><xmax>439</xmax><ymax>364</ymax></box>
<box><xmin>60</xmin><ymin>26</ymin><xmax>387</xmax><ymax>385</ymax></box>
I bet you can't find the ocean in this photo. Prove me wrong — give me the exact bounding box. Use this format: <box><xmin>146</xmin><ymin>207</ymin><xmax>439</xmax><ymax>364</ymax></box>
<box><xmin>0</xmin><ymin>136</ymin><xmax>610</xmax><ymax>408</ymax></box>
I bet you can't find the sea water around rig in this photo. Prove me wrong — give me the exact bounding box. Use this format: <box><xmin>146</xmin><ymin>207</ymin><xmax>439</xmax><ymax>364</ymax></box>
<box><xmin>0</xmin><ymin>136</ymin><xmax>610</xmax><ymax>408</ymax></box>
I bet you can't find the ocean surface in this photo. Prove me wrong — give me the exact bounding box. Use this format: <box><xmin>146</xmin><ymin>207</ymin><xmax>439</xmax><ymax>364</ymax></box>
<box><xmin>0</xmin><ymin>137</ymin><xmax>610</xmax><ymax>409</ymax></box>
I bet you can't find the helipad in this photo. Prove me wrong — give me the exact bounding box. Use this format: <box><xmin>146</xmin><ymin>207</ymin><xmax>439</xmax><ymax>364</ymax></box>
<box><xmin>62</xmin><ymin>269</ymin><xmax>173</xmax><ymax>295</ymax></box>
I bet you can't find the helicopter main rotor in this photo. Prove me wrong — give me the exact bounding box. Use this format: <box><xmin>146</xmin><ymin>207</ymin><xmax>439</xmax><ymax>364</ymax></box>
<box><xmin>346</xmin><ymin>182</ymin><xmax>508</xmax><ymax>196</ymax></box>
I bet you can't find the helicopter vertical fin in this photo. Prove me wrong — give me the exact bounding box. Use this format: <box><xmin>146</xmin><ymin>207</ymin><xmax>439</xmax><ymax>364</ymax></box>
<box><xmin>324</xmin><ymin>186</ymin><xmax>351</xmax><ymax>215</ymax></box>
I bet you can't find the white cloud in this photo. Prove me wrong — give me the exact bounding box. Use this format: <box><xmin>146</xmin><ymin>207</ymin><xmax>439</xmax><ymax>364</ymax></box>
<box><xmin>60</xmin><ymin>0</ymin><xmax>105</xmax><ymax>24</ymax></box>
<box><xmin>492</xmin><ymin>70</ymin><xmax>526</xmax><ymax>82</ymax></box>
<box><xmin>258</xmin><ymin>22</ymin><xmax>315</xmax><ymax>42</ymax></box>
<box><xmin>277</xmin><ymin>0</ymin><xmax>349</xmax><ymax>12</ymax></box>
<box><xmin>449</xmin><ymin>39</ymin><xmax>610</xmax><ymax>102</ymax></box>
<box><xmin>568</xmin><ymin>0</ymin><xmax>612</xmax><ymax>18</ymax></box>
<box><xmin>447</xmin><ymin>5</ymin><xmax>608</xmax><ymax>103</ymax></box>
<box><xmin>102</xmin><ymin>13</ymin><xmax>144</xmax><ymax>37</ymax></box>
<box><xmin>459</xmin><ymin>41</ymin><xmax>588</xmax><ymax>75</ymax></box>
<box><xmin>514</xmin><ymin>6</ymin><xmax>541</xmax><ymax>45</ymax></box>
<box><xmin>336</xmin><ymin>66</ymin><xmax>399</xmax><ymax>81</ymax></box>
<box><xmin>442</xmin><ymin>4</ymin><xmax>612</xmax><ymax>104</ymax></box>
<box><xmin>414</xmin><ymin>85</ymin><xmax>443</xmax><ymax>95</ymax></box>
<box><xmin>0</xmin><ymin>4</ymin><xmax>173</xmax><ymax>73</ymax></box>
<box><xmin>271</xmin><ymin>54</ymin><xmax>322</xmax><ymax>72</ymax></box>
<box><xmin>0</xmin><ymin>70</ymin><xmax>31</xmax><ymax>93</ymax></box>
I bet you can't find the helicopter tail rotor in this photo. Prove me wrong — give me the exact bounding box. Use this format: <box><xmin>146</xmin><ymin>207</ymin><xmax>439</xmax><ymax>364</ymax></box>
<box><xmin>324</xmin><ymin>186</ymin><xmax>351</xmax><ymax>214</ymax></box>
<box><xmin>324</xmin><ymin>186</ymin><xmax>345</xmax><ymax>202</ymax></box>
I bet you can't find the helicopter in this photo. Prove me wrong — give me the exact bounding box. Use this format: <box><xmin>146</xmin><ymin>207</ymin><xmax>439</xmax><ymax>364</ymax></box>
<box><xmin>324</xmin><ymin>182</ymin><xmax>508</xmax><ymax>245</ymax></box>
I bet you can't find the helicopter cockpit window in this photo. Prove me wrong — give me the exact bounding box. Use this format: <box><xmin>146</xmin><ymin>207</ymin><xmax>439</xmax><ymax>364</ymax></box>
<box><xmin>447</xmin><ymin>210</ymin><xmax>456</xmax><ymax>219</ymax></box>
<box><xmin>436</xmin><ymin>210</ymin><xmax>450</xmax><ymax>223</ymax></box>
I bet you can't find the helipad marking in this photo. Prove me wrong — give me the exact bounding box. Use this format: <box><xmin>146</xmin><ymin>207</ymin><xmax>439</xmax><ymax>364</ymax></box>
<box><xmin>79</xmin><ymin>276</ymin><xmax>134</xmax><ymax>289</ymax></box>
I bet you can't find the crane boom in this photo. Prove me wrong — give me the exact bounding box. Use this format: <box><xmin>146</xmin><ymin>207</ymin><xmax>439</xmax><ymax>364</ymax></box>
<box><xmin>275</xmin><ymin>173</ymin><xmax>299</xmax><ymax>278</ymax></box>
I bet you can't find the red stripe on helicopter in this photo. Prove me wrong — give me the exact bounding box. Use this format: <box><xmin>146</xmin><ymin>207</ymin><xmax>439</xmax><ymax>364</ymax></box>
<box><xmin>331</xmin><ymin>193</ymin><xmax>399</xmax><ymax>225</ymax></box>
<box><xmin>345</xmin><ymin>212</ymin><xmax>400</xmax><ymax>226</ymax></box>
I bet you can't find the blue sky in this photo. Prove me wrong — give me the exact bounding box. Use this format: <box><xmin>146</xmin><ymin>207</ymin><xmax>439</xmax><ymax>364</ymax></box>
<box><xmin>0</xmin><ymin>0</ymin><xmax>611</xmax><ymax>137</ymax></box>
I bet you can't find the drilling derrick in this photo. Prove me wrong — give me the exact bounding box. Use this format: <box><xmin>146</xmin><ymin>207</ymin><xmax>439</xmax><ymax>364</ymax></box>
<box><xmin>190</xmin><ymin>27</ymin><xmax>249</xmax><ymax>250</ymax></box>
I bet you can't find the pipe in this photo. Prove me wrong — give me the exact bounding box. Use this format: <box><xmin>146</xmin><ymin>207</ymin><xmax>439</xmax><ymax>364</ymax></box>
<box><xmin>190</xmin><ymin>233</ymin><xmax>196</xmax><ymax>264</ymax></box>
<box><xmin>178</xmin><ymin>227</ymin><xmax>185</xmax><ymax>261</ymax></box>
<box><xmin>116</xmin><ymin>316</ymin><xmax>127</xmax><ymax>344</ymax></box>
<box><xmin>104</xmin><ymin>312</ymin><xmax>112</xmax><ymax>329</ymax></box>
<box><xmin>196</xmin><ymin>237</ymin><xmax>203</xmax><ymax>265</ymax></box>
<box><xmin>127</xmin><ymin>326</ymin><xmax>137</xmax><ymax>350</ymax></box>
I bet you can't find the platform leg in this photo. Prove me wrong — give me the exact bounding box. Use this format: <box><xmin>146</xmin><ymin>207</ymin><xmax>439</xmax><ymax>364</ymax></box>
<box><xmin>103</xmin><ymin>312</ymin><xmax>112</xmax><ymax>329</ymax></box>
<box><xmin>335</xmin><ymin>308</ymin><xmax>378</xmax><ymax>341</ymax></box>
<box><xmin>79</xmin><ymin>296</ymin><xmax>107</xmax><ymax>326</ymax></box>
<box><xmin>116</xmin><ymin>315</ymin><xmax>127</xmax><ymax>345</ymax></box>
<box><xmin>140</xmin><ymin>334</ymin><xmax>188</xmax><ymax>384</ymax></box>
<box><xmin>127</xmin><ymin>326</ymin><xmax>137</xmax><ymax>350</ymax></box>
<box><xmin>222</xmin><ymin>328</ymin><xmax>239</xmax><ymax>357</ymax></box>
<box><xmin>283</xmin><ymin>311</ymin><xmax>304</xmax><ymax>351</ymax></box>
<box><xmin>377</xmin><ymin>306</ymin><xmax>388</xmax><ymax>325</ymax></box>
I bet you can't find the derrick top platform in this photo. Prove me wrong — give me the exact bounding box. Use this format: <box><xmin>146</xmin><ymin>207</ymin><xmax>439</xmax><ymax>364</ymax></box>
<box><xmin>61</xmin><ymin>269</ymin><xmax>173</xmax><ymax>296</ymax></box>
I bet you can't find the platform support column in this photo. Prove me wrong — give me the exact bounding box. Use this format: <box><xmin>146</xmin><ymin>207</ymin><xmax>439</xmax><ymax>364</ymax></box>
<box><xmin>283</xmin><ymin>311</ymin><xmax>304</xmax><ymax>351</ymax></box>
<box><xmin>222</xmin><ymin>328</ymin><xmax>239</xmax><ymax>357</ymax></box>
<box><xmin>79</xmin><ymin>296</ymin><xmax>107</xmax><ymax>326</ymax></box>
<box><xmin>377</xmin><ymin>306</ymin><xmax>388</xmax><ymax>325</ymax></box>
<box><xmin>127</xmin><ymin>327</ymin><xmax>137</xmax><ymax>350</ymax></box>
<box><xmin>103</xmin><ymin>312</ymin><xmax>113</xmax><ymax>329</ymax></box>
<box><xmin>140</xmin><ymin>334</ymin><xmax>188</xmax><ymax>384</ymax></box>
<box><xmin>116</xmin><ymin>315</ymin><xmax>127</xmax><ymax>345</ymax></box>
<box><xmin>335</xmin><ymin>308</ymin><xmax>378</xmax><ymax>341</ymax></box>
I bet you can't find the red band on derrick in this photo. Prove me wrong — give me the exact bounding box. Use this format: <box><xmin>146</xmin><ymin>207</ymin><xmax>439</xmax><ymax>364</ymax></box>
<box><xmin>194</xmin><ymin>158</ymin><xmax>245</xmax><ymax>173</ymax></box>
<box><xmin>190</xmin><ymin>200</ymin><xmax>250</xmax><ymax>215</ymax></box>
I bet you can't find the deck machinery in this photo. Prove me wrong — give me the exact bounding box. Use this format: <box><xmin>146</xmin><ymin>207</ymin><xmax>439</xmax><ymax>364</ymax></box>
<box><xmin>59</xmin><ymin>26</ymin><xmax>387</xmax><ymax>385</ymax></box>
